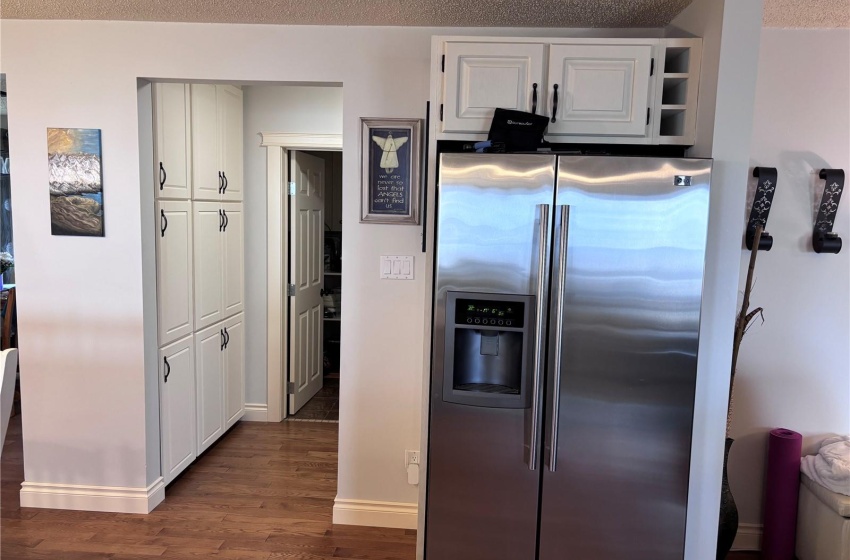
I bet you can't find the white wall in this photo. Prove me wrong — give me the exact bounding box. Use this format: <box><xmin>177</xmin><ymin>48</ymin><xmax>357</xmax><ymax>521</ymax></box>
<box><xmin>730</xmin><ymin>27</ymin><xmax>850</xmax><ymax>542</ymax></box>
<box><xmin>666</xmin><ymin>1</ymin><xmax>765</xmax><ymax>557</ymax></box>
<box><xmin>1</xmin><ymin>19</ymin><xmax>653</xmax><ymax>515</ymax></box>
<box><xmin>241</xmin><ymin>85</ymin><xmax>343</xmax><ymax>405</ymax></box>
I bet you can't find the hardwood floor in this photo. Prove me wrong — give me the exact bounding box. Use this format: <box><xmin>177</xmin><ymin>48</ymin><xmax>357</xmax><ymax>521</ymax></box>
<box><xmin>1</xmin><ymin>414</ymin><xmax>416</xmax><ymax>559</ymax></box>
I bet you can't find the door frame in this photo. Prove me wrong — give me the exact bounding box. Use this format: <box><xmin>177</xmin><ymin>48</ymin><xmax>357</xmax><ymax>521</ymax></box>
<box><xmin>262</xmin><ymin>132</ymin><xmax>342</xmax><ymax>422</ymax></box>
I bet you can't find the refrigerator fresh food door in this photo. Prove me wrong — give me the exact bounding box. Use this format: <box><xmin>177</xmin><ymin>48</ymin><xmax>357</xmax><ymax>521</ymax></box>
<box><xmin>539</xmin><ymin>156</ymin><xmax>711</xmax><ymax>560</ymax></box>
<box><xmin>426</xmin><ymin>153</ymin><xmax>556</xmax><ymax>560</ymax></box>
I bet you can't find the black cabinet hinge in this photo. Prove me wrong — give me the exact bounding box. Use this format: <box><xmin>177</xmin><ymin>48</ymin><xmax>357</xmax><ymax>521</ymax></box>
<box><xmin>646</xmin><ymin>108</ymin><xmax>651</xmax><ymax>126</ymax></box>
<box><xmin>440</xmin><ymin>104</ymin><xmax>444</xmax><ymax>121</ymax></box>
<box><xmin>441</xmin><ymin>54</ymin><xmax>445</xmax><ymax>72</ymax></box>
<box><xmin>650</xmin><ymin>58</ymin><xmax>655</xmax><ymax>76</ymax></box>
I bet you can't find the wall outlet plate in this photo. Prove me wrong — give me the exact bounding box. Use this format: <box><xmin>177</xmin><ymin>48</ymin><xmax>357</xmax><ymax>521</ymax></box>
<box><xmin>405</xmin><ymin>450</ymin><xmax>420</xmax><ymax>466</ymax></box>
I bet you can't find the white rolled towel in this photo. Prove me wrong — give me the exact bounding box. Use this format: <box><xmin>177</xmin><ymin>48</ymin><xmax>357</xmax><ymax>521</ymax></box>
<box><xmin>800</xmin><ymin>436</ymin><xmax>850</xmax><ymax>496</ymax></box>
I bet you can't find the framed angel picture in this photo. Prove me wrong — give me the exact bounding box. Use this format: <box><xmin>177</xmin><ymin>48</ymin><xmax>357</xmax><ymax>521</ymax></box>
<box><xmin>361</xmin><ymin>118</ymin><xmax>422</xmax><ymax>224</ymax></box>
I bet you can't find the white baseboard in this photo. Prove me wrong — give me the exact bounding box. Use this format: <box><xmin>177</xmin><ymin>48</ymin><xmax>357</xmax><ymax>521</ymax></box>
<box><xmin>242</xmin><ymin>403</ymin><xmax>269</xmax><ymax>422</ymax></box>
<box><xmin>333</xmin><ymin>498</ymin><xmax>418</xmax><ymax>529</ymax></box>
<box><xmin>20</xmin><ymin>477</ymin><xmax>165</xmax><ymax>514</ymax></box>
<box><xmin>732</xmin><ymin>523</ymin><xmax>762</xmax><ymax>551</ymax></box>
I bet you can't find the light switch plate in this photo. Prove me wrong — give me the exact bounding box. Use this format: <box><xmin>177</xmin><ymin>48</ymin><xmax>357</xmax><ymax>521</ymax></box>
<box><xmin>380</xmin><ymin>256</ymin><xmax>414</xmax><ymax>280</ymax></box>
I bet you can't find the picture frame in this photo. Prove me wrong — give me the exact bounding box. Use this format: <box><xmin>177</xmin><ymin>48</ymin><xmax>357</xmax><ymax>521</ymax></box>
<box><xmin>360</xmin><ymin>118</ymin><xmax>422</xmax><ymax>224</ymax></box>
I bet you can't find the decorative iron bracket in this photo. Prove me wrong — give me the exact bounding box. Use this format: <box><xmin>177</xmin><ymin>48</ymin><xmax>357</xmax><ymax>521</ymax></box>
<box><xmin>813</xmin><ymin>169</ymin><xmax>844</xmax><ymax>254</ymax></box>
<box><xmin>746</xmin><ymin>167</ymin><xmax>778</xmax><ymax>251</ymax></box>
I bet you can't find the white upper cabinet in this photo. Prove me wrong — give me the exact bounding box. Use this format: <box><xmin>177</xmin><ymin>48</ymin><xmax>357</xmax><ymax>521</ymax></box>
<box><xmin>434</xmin><ymin>38</ymin><xmax>702</xmax><ymax>144</ymax></box>
<box><xmin>191</xmin><ymin>84</ymin><xmax>243</xmax><ymax>202</ymax></box>
<box><xmin>442</xmin><ymin>42</ymin><xmax>546</xmax><ymax>133</ymax></box>
<box><xmin>191</xmin><ymin>84</ymin><xmax>222</xmax><ymax>201</ymax></box>
<box><xmin>153</xmin><ymin>83</ymin><xmax>192</xmax><ymax>199</ymax></box>
<box><xmin>156</xmin><ymin>200</ymin><xmax>194</xmax><ymax>346</ymax></box>
<box><xmin>219</xmin><ymin>86</ymin><xmax>244</xmax><ymax>202</ymax></box>
<box><xmin>546</xmin><ymin>43</ymin><xmax>653</xmax><ymax>137</ymax></box>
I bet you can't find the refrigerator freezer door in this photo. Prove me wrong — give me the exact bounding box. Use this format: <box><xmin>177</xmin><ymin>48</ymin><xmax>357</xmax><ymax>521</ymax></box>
<box><xmin>539</xmin><ymin>156</ymin><xmax>711</xmax><ymax>560</ymax></box>
<box><xmin>426</xmin><ymin>153</ymin><xmax>556</xmax><ymax>560</ymax></box>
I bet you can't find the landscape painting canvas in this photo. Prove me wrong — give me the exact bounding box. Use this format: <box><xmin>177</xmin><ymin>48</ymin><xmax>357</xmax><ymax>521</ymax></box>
<box><xmin>48</xmin><ymin>128</ymin><xmax>104</xmax><ymax>236</ymax></box>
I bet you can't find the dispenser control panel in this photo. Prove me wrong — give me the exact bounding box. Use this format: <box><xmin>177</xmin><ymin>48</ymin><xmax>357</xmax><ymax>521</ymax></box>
<box><xmin>455</xmin><ymin>299</ymin><xmax>525</xmax><ymax>328</ymax></box>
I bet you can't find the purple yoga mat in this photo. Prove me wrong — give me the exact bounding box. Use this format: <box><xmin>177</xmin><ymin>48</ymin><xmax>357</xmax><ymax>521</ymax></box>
<box><xmin>762</xmin><ymin>427</ymin><xmax>803</xmax><ymax>560</ymax></box>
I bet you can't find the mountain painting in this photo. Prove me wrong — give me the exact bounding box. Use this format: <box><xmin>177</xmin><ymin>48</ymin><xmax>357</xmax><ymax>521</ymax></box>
<box><xmin>48</xmin><ymin>128</ymin><xmax>104</xmax><ymax>236</ymax></box>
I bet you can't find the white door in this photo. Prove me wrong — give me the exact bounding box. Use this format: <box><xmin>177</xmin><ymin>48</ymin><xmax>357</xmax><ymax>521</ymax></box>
<box><xmin>546</xmin><ymin>44</ymin><xmax>653</xmax><ymax>137</ymax></box>
<box><xmin>191</xmin><ymin>84</ymin><xmax>223</xmax><ymax>201</ymax></box>
<box><xmin>224</xmin><ymin>313</ymin><xmax>245</xmax><ymax>430</ymax></box>
<box><xmin>221</xmin><ymin>202</ymin><xmax>244</xmax><ymax>319</ymax></box>
<box><xmin>443</xmin><ymin>42</ymin><xmax>546</xmax><ymax>133</ymax></box>
<box><xmin>195</xmin><ymin>322</ymin><xmax>224</xmax><ymax>454</ymax></box>
<box><xmin>193</xmin><ymin>202</ymin><xmax>224</xmax><ymax>330</ymax></box>
<box><xmin>288</xmin><ymin>152</ymin><xmax>325</xmax><ymax>414</ymax></box>
<box><xmin>218</xmin><ymin>85</ymin><xmax>244</xmax><ymax>202</ymax></box>
<box><xmin>160</xmin><ymin>336</ymin><xmax>196</xmax><ymax>484</ymax></box>
<box><xmin>156</xmin><ymin>200</ymin><xmax>194</xmax><ymax>346</ymax></box>
<box><xmin>153</xmin><ymin>83</ymin><xmax>192</xmax><ymax>199</ymax></box>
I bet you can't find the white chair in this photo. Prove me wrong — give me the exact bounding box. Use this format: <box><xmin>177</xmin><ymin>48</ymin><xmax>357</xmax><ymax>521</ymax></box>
<box><xmin>1</xmin><ymin>348</ymin><xmax>18</xmax><ymax>456</ymax></box>
<box><xmin>796</xmin><ymin>473</ymin><xmax>850</xmax><ymax>560</ymax></box>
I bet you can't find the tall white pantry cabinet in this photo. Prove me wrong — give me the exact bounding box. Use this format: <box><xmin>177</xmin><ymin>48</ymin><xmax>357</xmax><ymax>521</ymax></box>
<box><xmin>153</xmin><ymin>82</ymin><xmax>245</xmax><ymax>485</ymax></box>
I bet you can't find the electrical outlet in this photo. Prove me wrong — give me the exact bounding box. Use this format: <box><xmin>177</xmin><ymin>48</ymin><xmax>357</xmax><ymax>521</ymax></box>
<box><xmin>405</xmin><ymin>450</ymin><xmax>420</xmax><ymax>467</ymax></box>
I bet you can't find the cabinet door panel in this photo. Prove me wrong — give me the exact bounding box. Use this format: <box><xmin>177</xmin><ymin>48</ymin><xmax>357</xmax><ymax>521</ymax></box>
<box><xmin>219</xmin><ymin>86</ymin><xmax>243</xmax><ymax>202</ymax></box>
<box><xmin>160</xmin><ymin>336</ymin><xmax>196</xmax><ymax>484</ymax></box>
<box><xmin>222</xmin><ymin>202</ymin><xmax>244</xmax><ymax>319</ymax></box>
<box><xmin>157</xmin><ymin>200</ymin><xmax>194</xmax><ymax>346</ymax></box>
<box><xmin>547</xmin><ymin>44</ymin><xmax>652</xmax><ymax>137</ymax></box>
<box><xmin>224</xmin><ymin>314</ymin><xmax>245</xmax><ymax>430</ymax></box>
<box><xmin>443</xmin><ymin>42</ymin><xmax>546</xmax><ymax>133</ymax></box>
<box><xmin>191</xmin><ymin>84</ymin><xmax>222</xmax><ymax>201</ymax></box>
<box><xmin>194</xmin><ymin>202</ymin><xmax>224</xmax><ymax>330</ymax></box>
<box><xmin>153</xmin><ymin>84</ymin><xmax>192</xmax><ymax>199</ymax></box>
<box><xmin>195</xmin><ymin>323</ymin><xmax>224</xmax><ymax>454</ymax></box>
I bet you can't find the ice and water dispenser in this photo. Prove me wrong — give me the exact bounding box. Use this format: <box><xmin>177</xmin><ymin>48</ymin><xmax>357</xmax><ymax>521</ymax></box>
<box><xmin>442</xmin><ymin>292</ymin><xmax>534</xmax><ymax>408</ymax></box>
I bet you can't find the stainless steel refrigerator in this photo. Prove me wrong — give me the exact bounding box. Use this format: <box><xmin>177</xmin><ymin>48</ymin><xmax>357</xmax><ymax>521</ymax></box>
<box><xmin>426</xmin><ymin>153</ymin><xmax>712</xmax><ymax>560</ymax></box>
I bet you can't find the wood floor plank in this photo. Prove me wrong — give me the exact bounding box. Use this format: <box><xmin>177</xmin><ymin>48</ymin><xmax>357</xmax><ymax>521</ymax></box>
<box><xmin>1</xmin><ymin>414</ymin><xmax>416</xmax><ymax>559</ymax></box>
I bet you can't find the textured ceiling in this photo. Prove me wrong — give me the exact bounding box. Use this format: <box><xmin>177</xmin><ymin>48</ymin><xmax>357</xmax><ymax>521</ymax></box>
<box><xmin>1</xmin><ymin>0</ymin><xmax>847</xmax><ymax>28</ymax></box>
<box><xmin>0</xmin><ymin>0</ymin><xmax>695</xmax><ymax>28</ymax></box>
<box><xmin>763</xmin><ymin>0</ymin><xmax>850</xmax><ymax>28</ymax></box>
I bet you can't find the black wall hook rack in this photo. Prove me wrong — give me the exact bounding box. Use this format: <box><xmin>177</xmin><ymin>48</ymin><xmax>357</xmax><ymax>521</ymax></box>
<box><xmin>813</xmin><ymin>168</ymin><xmax>845</xmax><ymax>254</ymax></box>
<box><xmin>746</xmin><ymin>167</ymin><xmax>778</xmax><ymax>251</ymax></box>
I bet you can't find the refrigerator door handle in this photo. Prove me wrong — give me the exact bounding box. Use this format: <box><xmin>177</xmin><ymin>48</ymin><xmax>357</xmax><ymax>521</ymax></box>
<box><xmin>548</xmin><ymin>205</ymin><xmax>570</xmax><ymax>472</ymax></box>
<box><xmin>528</xmin><ymin>203</ymin><xmax>551</xmax><ymax>471</ymax></box>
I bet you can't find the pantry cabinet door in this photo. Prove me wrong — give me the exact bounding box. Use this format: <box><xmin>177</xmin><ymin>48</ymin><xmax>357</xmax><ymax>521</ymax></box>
<box><xmin>160</xmin><ymin>336</ymin><xmax>196</xmax><ymax>484</ymax></box>
<box><xmin>223</xmin><ymin>314</ymin><xmax>245</xmax><ymax>430</ymax></box>
<box><xmin>195</xmin><ymin>323</ymin><xmax>225</xmax><ymax>454</ymax></box>
<box><xmin>546</xmin><ymin>44</ymin><xmax>653</xmax><ymax>137</ymax></box>
<box><xmin>193</xmin><ymin>202</ymin><xmax>224</xmax><ymax>330</ymax></box>
<box><xmin>191</xmin><ymin>84</ymin><xmax>223</xmax><ymax>201</ymax></box>
<box><xmin>218</xmin><ymin>86</ymin><xmax>244</xmax><ymax>202</ymax></box>
<box><xmin>221</xmin><ymin>202</ymin><xmax>244</xmax><ymax>319</ymax></box>
<box><xmin>443</xmin><ymin>42</ymin><xmax>546</xmax><ymax>134</ymax></box>
<box><xmin>153</xmin><ymin>83</ymin><xmax>192</xmax><ymax>199</ymax></box>
<box><xmin>156</xmin><ymin>200</ymin><xmax>194</xmax><ymax>346</ymax></box>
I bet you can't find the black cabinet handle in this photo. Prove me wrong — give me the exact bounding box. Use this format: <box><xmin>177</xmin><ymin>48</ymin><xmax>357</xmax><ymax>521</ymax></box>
<box><xmin>224</xmin><ymin>327</ymin><xmax>230</xmax><ymax>349</ymax></box>
<box><xmin>551</xmin><ymin>84</ymin><xmax>559</xmax><ymax>124</ymax></box>
<box><xmin>159</xmin><ymin>162</ymin><xmax>166</xmax><ymax>190</ymax></box>
<box><xmin>220</xmin><ymin>329</ymin><xmax>226</xmax><ymax>351</ymax></box>
<box><xmin>531</xmin><ymin>83</ymin><xmax>538</xmax><ymax>115</ymax></box>
<box><xmin>160</xmin><ymin>209</ymin><xmax>168</xmax><ymax>237</ymax></box>
<box><xmin>219</xmin><ymin>209</ymin><xmax>224</xmax><ymax>232</ymax></box>
<box><xmin>222</xmin><ymin>209</ymin><xmax>229</xmax><ymax>231</ymax></box>
<box><xmin>222</xmin><ymin>172</ymin><xmax>228</xmax><ymax>194</ymax></box>
<box><xmin>163</xmin><ymin>356</ymin><xmax>170</xmax><ymax>383</ymax></box>
<box><xmin>218</xmin><ymin>171</ymin><xmax>224</xmax><ymax>194</ymax></box>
